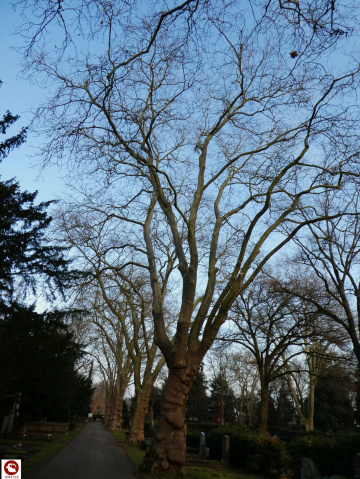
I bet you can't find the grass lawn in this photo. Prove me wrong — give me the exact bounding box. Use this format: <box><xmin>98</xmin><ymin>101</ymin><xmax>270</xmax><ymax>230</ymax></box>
<box><xmin>0</xmin><ymin>424</ymin><xmax>85</xmax><ymax>477</ymax></box>
<box><xmin>112</xmin><ymin>430</ymin><xmax>263</xmax><ymax>479</ymax></box>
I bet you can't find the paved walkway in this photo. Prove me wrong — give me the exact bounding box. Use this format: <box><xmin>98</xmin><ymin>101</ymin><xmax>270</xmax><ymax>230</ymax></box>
<box><xmin>27</xmin><ymin>422</ymin><xmax>136</xmax><ymax>479</ymax></box>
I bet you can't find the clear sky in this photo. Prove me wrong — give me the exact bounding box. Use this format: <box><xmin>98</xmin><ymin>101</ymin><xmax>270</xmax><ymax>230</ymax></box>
<box><xmin>0</xmin><ymin>0</ymin><xmax>65</xmax><ymax>203</ymax></box>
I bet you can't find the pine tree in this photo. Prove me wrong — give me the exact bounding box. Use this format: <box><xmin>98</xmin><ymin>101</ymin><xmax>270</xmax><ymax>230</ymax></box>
<box><xmin>0</xmin><ymin>85</ymin><xmax>90</xmax><ymax>429</ymax></box>
<box><xmin>186</xmin><ymin>365</ymin><xmax>209</xmax><ymax>422</ymax></box>
<box><xmin>0</xmin><ymin>82</ymin><xmax>78</xmax><ymax>304</ymax></box>
<box><xmin>0</xmin><ymin>179</ymin><xmax>75</xmax><ymax>303</ymax></box>
<box><xmin>0</xmin><ymin>82</ymin><xmax>27</xmax><ymax>160</ymax></box>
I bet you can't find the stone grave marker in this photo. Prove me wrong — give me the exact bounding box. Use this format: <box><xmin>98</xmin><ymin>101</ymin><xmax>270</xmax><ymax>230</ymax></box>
<box><xmin>301</xmin><ymin>457</ymin><xmax>320</xmax><ymax>479</ymax></box>
<box><xmin>222</xmin><ymin>435</ymin><xmax>230</xmax><ymax>464</ymax></box>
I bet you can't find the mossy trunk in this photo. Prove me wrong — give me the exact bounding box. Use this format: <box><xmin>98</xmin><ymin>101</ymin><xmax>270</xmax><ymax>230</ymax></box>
<box><xmin>111</xmin><ymin>386</ymin><xmax>125</xmax><ymax>431</ymax></box>
<box><xmin>128</xmin><ymin>385</ymin><xmax>152</xmax><ymax>444</ymax></box>
<box><xmin>104</xmin><ymin>397</ymin><xmax>114</xmax><ymax>428</ymax></box>
<box><xmin>140</xmin><ymin>361</ymin><xmax>199</xmax><ymax>475</ymax></box>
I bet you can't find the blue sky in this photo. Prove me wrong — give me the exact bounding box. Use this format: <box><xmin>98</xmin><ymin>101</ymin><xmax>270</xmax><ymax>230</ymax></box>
<box><xmin>0</xmin><ymin>0</ymin><xmax>64</xmax><ymax>202</ymax></box>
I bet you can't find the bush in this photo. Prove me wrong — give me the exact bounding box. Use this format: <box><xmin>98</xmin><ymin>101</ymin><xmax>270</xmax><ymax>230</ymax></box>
<box><xmin>288</xmin><ymin>431</ymin><xmax>360</xmax><ymax>477</ymax></box>
<box><xmin>188</xmin><ymin>423</ymin><xmax>360</xmax><ymax>478</ymax></box>
<box><xmin>206</xmin><ymin>426</ymin><xmax>290</xmax><ymax>478</ymax></box>
<box><xmin>247</xmin><ymin>434</ymin><xmax>291</xmax><ymax>478</ymax></box>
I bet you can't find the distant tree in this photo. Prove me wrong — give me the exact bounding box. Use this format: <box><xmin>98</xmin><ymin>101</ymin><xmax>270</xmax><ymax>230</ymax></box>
<box><xmin>0</xmin><ymin>302</ymin><xmax>92</xmax><ymax>425</ymax></box>
<box><xmin>58</xmin><ymin>206</ymin><xmax>166</xmax><ymax>442</ymax></box>
<box><xmin>186</xmin><ymin>364</ymin><xmax>209</xmax><ymax>422</ymax></box>
<box><xmin>91</xmin><ymin>381</ymin><xmax>106</xmax><ymax>415</ymax></box>
<box><xmin>314</xmin><ymin>360</ymin><xmax>355</xmax><ymax>432</ymax></box>
<box><xmin>122</xmin><ymin>399</ymin><xmax>131</xmax><ymax>428</ymax></box>
<box><xmin>267</xmin><ymin>378</ymin><xmax>296</xmax><ymax>429</ymax></box>
<box><xmin>0</xmin><ymin>81</ymin><xmax>27</xmax><ymax>160</ymax></box>
<box><xmin>226</xmin><ymin>276</ymin><xmax>305</xmax><ymax>433</ymax></box>
<box><xmin>208</xmin><ymin>375</ymin><xmax>236</xmax><ymax>425</ymax></box>
<box><xmin>0</xmin><ymin>88</ymin><xmax>87</xmax><ymax>432</ymax></box>
<box><xmin>148</xmin><ymin>385</ymin><xmax>164</xmax><ymax>424</ymax></box>
<box><xmin>0</xmin><ymin>179</ymin><xmax>75</xmax><ymax>304</ymax></box>
<box><xmin>229</xmin><ymin>352</ymin><xmax>259</xmax><ymax>427</ymax></box>
<box><xmin>355</xmin><ymin>371</ymin><xmax>360</xmax><ymax>426</ymax></box>
<box><xmin>283</xmin><ymin>192</ymin><xmax>360</xmax><ymax>375</ymax></box>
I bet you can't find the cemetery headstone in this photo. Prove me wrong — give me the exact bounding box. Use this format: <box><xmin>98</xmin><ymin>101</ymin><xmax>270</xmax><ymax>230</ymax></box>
<box><xmin>301</xmin><ymin>457</ymin><xmax>320</xmax><ymax>479</ymax></box>
<box><xmin>222</xmin><ymin>435</ymin><xmax>230</xmax><ymax>464</ymax></box>
<box><xmin>199</xmin><ymin>432</ymin><xmax>210</xmax><ymax>459</ymax></box>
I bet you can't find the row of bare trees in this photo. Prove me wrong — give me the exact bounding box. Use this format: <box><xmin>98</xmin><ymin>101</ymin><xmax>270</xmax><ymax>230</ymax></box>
<box><xmin>12</xmin><ymin>0</ymin><xmax>360</xmax><ymax>473</ymax></box>
<box><xmin>61</xmin><ymin>197</ymin><xmax>359</xmax><ymax>438</ymax></box>
<box><xmin>58</xmin><ymin>206</ymin><xmax>168</xmax><ymax>443</ymax></box>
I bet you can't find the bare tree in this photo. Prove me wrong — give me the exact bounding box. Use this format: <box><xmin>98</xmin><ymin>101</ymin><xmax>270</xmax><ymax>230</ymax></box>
<box><xmin>14</xmin><ymin>0</ymin><xmax>360</xmax><ymax>472</ymax></box>
<box><xmin>275</xmin><ymin>271</ymin><xmax>348</xmax><ymax>431</ymax></box>
<box><xmin>61</xmin><ymin>207</ymin><xmax>167</xmax><ymax>441</ymax></box>
<box><xmin>280</xmin><ymin>192</ymin><xmax>360</xmax><ymax>374</ymax></box>
<box><xmin>89</xmin><ymin>310</ymin><xmax>133</xmax><ymax>430</ymax></box>
<box><xmin>223</xmin><ymin>277</ymin><xmax>306</xmax><ymax>433</ymax></box>
<box><xmin>229</xmin><ymin>352</ymin><xmax>260</xmax><ymax>427</ymax></box>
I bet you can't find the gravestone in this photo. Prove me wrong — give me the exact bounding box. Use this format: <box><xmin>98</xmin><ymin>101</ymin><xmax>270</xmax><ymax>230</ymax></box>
<box><xmin>301</xmin><ymin>457</ymin><xmax>320</xmax><ymax>479</ymax></box>
<box><xmin>353</xmin><ymin>453</ymin><xmax>360</xmax><ymax>479</ymax></box>
<box><xmin>199</xmin><ymin>432</ymin><xmax>205</xmax><ymax>450</ymax></box>
<box><xmin>199</xmin><ymin>432</ymin><xmax>210</xmax><ymax>459</ymax></box>
<box><xmin>222</xmin><ymin>435</ymin><xmax>230</xmax><ymax>464</ymax></box>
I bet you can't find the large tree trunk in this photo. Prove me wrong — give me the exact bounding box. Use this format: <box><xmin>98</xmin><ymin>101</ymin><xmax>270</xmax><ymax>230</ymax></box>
<box><xmin>111</xmin><ymin>379</ymin><xmax>125</xmax><ymax>431</ymax></box>
<box><xmin>259</xmin><ymin>382</ymin><xmax>269</xmax><ymax>435</ymax></box>
<box><xmin>305</xmin><ymin>379</ymin><xmax>315</xmax><ymax>432</ymax></box>
<box><xmin>104</xmin><ymin>396</ymin><xmax>114</xmax><ymax>428</ymax></box>
<box><xmin>140</xmin><ymin>362</ymin><xmax>198</xmax><ymax>475</ymax></box>
<box><xmin>127</xmin><ymin>384</ymin><xmax>153</xmax><ymax>444</ymax></box>
<box><xmin>286</xmin><ymin>369</ymin><xmax>316</xmax><ymax>432</ymax></box>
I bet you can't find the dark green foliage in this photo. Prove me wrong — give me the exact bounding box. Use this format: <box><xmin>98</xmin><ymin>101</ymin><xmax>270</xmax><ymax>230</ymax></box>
<box><xmin>354</xmin><ymin>372</ymin><xmax>360</xmax><ymax>425</ymax></box>
<box><xmin>0</xmin><ymin>87</ymin><xmax>79</xmax><ymax>304</ymax></box>
<box><xmin>202</xmin><ymin>424</ymin><xmax>360</xmax><ymax>478</ymax></box>
<box><xmin>287</xmin><ymin>431</ymin><xmax>360</xmax><ymax>477</ymax></box>
<box><xmin>268</xmin><ymin>380</ymin><xmax>296</xmax><ymax>429</ymax></box>
<box><xmin>208</xmin><ymin>375</ymin><xmax>236</xmax><ymax>424</ymax></box>
<box><xmin>0</xmin><ymin>179</ymin><xmax>77</xmax><ymax>303</ymax></box>
<box><xmin>0</xmin><ymin>84</ymin><xmax>27</xmax><ymax>160</ymax></box>
<box><xmin>122</xmin><ymin>399</ymin><xmax>130</xmax><ymax>428</ymax></box>
<box><xmin>148</xmin><ymin>386</ymin><xmax>163</xmax><ymax>420</ymax></box>
<box><xmin>0</xmin><ymin>93</ymin><xmax>92</xmax><ymax>426</ymax></box>
<box><xmin>186</xmin><ymin>364</ymin><xmax>209</xmax><ymax>422</ymax></box>
<box><xmin>314</xmin><ymin>363</ymin><xmax>355</xmax><ymax>432</ymax></box>
<box><xmin>0</xmin><ymin>302</ymin><xmax>93</xmax><ymax>422</ymax></box>
<box><xmin>206</xmin><ymin>425</ymin><xmax>290</xmax><ymax>478</ymax></box>
<box><xmin>246</xmin><ymin>434</ymin><xmax>291</xmax><ymax>478</ymax></box>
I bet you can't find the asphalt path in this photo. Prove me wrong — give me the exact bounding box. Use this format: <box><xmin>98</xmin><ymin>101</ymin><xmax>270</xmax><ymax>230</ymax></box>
<box><xmin>27</xmin><ymin>422</ymin><xmax>136</xmax><ymax>479</ymax></box>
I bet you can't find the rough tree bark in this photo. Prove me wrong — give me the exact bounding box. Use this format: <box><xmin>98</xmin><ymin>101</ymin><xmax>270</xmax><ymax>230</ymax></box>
<box><xmin>141</xmin><ymin>357</ymin><xmax>202</xmax><ymax>473</ymax></box>
<box><xmin>111</xmin><ymin>379</ymin><xmax>125</xmax><ymax>431</ymax></box>
<box><xmin>259</xmin><ymin>382</ymin><xmax>270</xmax><ymax>435</ymax></box>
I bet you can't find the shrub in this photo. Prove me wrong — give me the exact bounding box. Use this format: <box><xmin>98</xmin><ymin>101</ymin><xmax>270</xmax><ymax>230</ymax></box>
<box><xmin>247</xmin><ymin>434</ymin><xmax>291</xmax><ymax>478</ymax></box>
<box><xmin>288</xmin><ymin>431</ymin><xmax>360</xmax><ymax>477</ymax></box>
<box><xmin>206</xmin><ymin>426</ymin><xmax>290</xmax><ymax>478</ymax></box>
